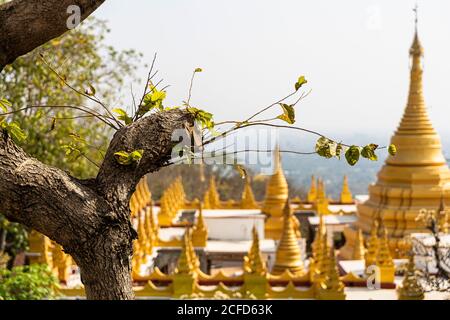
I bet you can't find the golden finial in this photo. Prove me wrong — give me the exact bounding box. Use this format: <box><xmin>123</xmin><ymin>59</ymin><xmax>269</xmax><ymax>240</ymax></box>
<box><xmin>340</xmin><ymin>175</ymin><xmax>353</xmax><ymax>204</ymax></box>
<box><xmin>192</xmin><ymin>202</ymin><xmax>208</xmax><ymax>247</ymax></box>
<box><xmin>315</xmin><ymin>246</ymin><xmax>346</xmax><ymax>300</ymax></box>
<box><xmin>243</xmin><ymin>226</ymin><xmax>267</xmax><ymax>275</ymax></box>
<box><xmin>365</xmin><ymin>220</ymin><xmax>379</xmax><ymax>270</ymax></box>
<box><xmin>272</xmin><ymin>199</ymin><xmax>304</xmax><ymax>275</ymax></box>
<box><xmin>397</xmin><ymin>254</ymin><xmax>424</xmax><ymax>300</ymax></box>
<box><xmin>175</xmin><ymin>229</ymin><xmax>194</xmax><ymax>274</ymax></box>
<box><xmin>241</xmin><ymin>177</ymin><xmax>258</xmax><ymax>209</ymax></box>
<box><xmin>376</xmin><ymin>227</ymin><xmax>395</xmax><ymax>283</ymax></box>
<box><xmin>352</xmin><ymin>228</ymin><xmax>366</xmax><ymax>260</ymax></box>
<box><xmin>307</xmin><ymin>175</ymin><xmax>317</xmax><ymax>203</ymax></box>
<box><xmin>262</xmin><ymin>145</ymin><xmax>289</xmax><ymax>239</ymax></box>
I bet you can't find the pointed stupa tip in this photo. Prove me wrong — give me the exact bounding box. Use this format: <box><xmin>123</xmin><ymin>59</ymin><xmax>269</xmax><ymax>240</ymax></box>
<box><xmin>283</xmin><ymin>198</ymin><xmax>292</xmax><ymax>217</ymax></box>
<box><xmin>410</xmin><ymin>5</ymin><xmax>424</xmax><ymax>57</ymax></box>
<box><xmin>438</xmin><ymin>191</ymin><xmax>446</xmax><ymax>213</ymax></box>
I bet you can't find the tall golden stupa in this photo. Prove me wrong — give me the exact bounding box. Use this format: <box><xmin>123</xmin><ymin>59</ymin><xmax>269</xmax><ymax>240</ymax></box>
<box><xmin>340</xmin><ymin>23</ymin><xmax>450</xmax><ymax>258</ymax></box>
<box><xmin>262</xmin><ymin>145</ymin><xmax>289</xmax><ymax>239</ymax></box>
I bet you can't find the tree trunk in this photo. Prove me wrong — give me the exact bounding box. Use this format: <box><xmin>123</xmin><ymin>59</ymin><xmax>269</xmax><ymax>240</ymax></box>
<box><xmin>0</xmin><ymin>0</ymin><xmax>197</xmax><ymax>299</ymax></box>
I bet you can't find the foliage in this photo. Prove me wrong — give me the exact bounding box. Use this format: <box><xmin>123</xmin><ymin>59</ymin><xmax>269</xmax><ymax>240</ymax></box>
<box><xmin>0</xmin><ymin>17</ymin><xmax>142</xmax><ymax>179</ymax></box>
<box><xmin>0</xmin><ymin>215</ymin><xmax>28</xmax><ymax>259</ymax></box>
<box><xmin>0</xmin><ymin>264</ymin><xmax>59</xmax><ymax>300</ymax></box>
<box><xmin>114</xmin><ymin>149</ymin><xmax>144</xmax><ymax>165</ymax></box>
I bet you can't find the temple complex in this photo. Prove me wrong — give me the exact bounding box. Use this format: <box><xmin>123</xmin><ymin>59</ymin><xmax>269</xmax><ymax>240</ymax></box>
<box><xmin>340</xmin><ymin>25</ymin><xmax>450</xmax><ymax>259</ymax></box>
<box><xmin>19</xmin><ymin>19</ymin><xmax>450</xmax><ymax>301</ymax></box>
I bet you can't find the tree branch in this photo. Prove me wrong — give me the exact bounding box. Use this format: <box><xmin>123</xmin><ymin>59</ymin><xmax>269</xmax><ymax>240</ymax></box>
<box><xmin>0</xmin><ymin>0</ymin><xmax>105</xmax><ymax>71</ymax></box>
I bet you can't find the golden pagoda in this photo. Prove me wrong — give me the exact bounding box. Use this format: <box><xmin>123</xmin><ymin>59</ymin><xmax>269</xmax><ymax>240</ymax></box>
<box><xmin>241</xmin><ymin>177</ymin><xmax>258</xmax><ymax>209</ymax></box>
<box><xmin>51</xmin><ymin>243</ymin><xmax>72</xmax><ymax>283</ymax></box>
<box><xmin>340</xmin><ymin>175</ymin><xmax>353</xmax><ymax>204</ymax></box>
<box><xmin>397</xmin><ymin>254</ymin><xmax>424</xmax><ymax>300</ymax></box>
<box><xmin>376</xmin><ymin>227</ymin><xmax>395</xmax><ymax>283</ymax></box>
<box><xmin>313</xmin><ymin>178</ymin><xmax>331</xmax><ymax>215</ymax></box>
<box><xmin>203</xmin><ymin>176</ymin><xmax>221</xmax><ymax>209</ymax></box>
<box><xmin>243</xmin><ymin>226</ymin><xmax>267</xmax><ymax>275</ymax></box>
<box><xmin>307</xmin><ymin>175</ymin><xmax>317</xmax><ymax>203</ymax></box>
<box><xmin>263</xmin><ymin>145</ymin><xmax>296</xmax><ymax>239</ymax></box>
<box><xmin>352</xmin><ymin>229</ymin><xmax>366</xmax><ymax>260</ymax></box>
<box><xmin>192</xmin><ymin>203</ymin><xmax>208</xmax><ymax>247</ymax></box>
<box><xmin>341</xmin><ymin>22</ymin><xmax>450</xmax><ymax>259</ymax></box>
<box><xmin>271</xmin><ymin>199</ymin><xmax>304</xmax><ymax>275</ymax></box>
<box><xmin>315</xmin><ymin>246</ymin><xmax>346</xmax><ymax>300</ymax></box>
<box><xmin>364</xmin><ymin>220</ymin><xmax>379</xmax><ymax>270</ymax></box>
<box><xmin>242</xmin><ymin>226</ymin><xmax>268</xmax><ymax>299</ymax></box>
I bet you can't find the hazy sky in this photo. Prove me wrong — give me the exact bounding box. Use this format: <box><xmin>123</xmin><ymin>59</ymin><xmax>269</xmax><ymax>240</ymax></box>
<box><xmin>93</xmin><ymin>0</ymin><xmax>450</xmax><ymax>146</ymax></box>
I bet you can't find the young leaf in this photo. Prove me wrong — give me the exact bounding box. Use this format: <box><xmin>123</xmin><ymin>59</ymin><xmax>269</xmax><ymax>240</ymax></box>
<box><xmin>294</xmin><ymin>76</ymin><xmax>307</xmax><ymax>91</ymax></box>
<box><xmin>114</xmin><ymin>151</ymin><xmax>132</xmax><ymax>165</ymax></box>
<box><xmin>0</xmin><ymin>98</ymin><xmax>12</xmax><ymax>113</ymax></box>
<box><xmin>5</xmin><ymin>121</ymin><xmax>27</xmax><ymax>142</ymax></box>
<box><xmin>130</xmin><ymin>149</ymin><xmax>144</xmax><ymax>161</ymax></box>
<box><xmin>113</xmin><ymin>108</ymin><xmax>133</xmax><ymax>125</ymax></box>
<box><xmin>194</xmin><ymin>68</ymin><xmax>203</xmax><ymax>73</ymax></box>
<box><xmin>345</xmin><ymin>145</ymin><xmax>360</xmax><ymax>166</ymax></box>
<box><xmin>388</xmin><ymin>144</ymin><xmax>397</xmax><ymax>156</ymax></box>
<box><xmin>277</xmin><ymin>103</ymin><xmax>295</xmax><ymax>124</ymax></box>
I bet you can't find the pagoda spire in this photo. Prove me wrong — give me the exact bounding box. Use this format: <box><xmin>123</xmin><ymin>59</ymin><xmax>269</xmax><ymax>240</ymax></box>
<box><xmin>241</xmin><ymin>177</ymin><xmax>258</xmax><ymax>209</ymax></box>
<box><xmin>365</xmin><ymin>220</ymin><xmax>379</xmax><ymax>270</ymax></box>
<box><xmin>315</xmin><ymin>246</ymin><xmax>346</xmax><ymax>300</ymax></box>
<box><xmin>307</xmin><ymin>175</ymin><xmax>317</xmax><ymax>203</ymax></box>
<box><xmin>243</xmin><ymin>226</ymin><xmax>267</xmax><ymax>275</ymax></box>
<box><xmin>340</xmin><ymin>175</ymin><xmax>353</xmax><ymax>204</ymax></box>
<box><xmin>262</xmin><ymin>143</ymin><xmax>289</xmax><ymax>239</ymax></box>
<box><xmin>175</xmin><ymin>229</ymin><xmax>194</xmax><ymax>274</ymax></box>
<box><xmin>352</xmin><ymin>229</ymin><xmax>366</xmax><ymax>260</ymax></box>
<box><xmin>272</xmin><ymin>199</ymin><xmax>304</xmax><ymax>275</ymax></box>
<box><xmin>192</xmin><ymin>202</ymin><xmax>208</xmax><ymax>247</ymax></box>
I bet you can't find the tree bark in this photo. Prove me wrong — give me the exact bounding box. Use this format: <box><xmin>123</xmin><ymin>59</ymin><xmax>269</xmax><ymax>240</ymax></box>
<box><xmin>0</xmin><ymin>0</ymin><xmax>105</xmax><ymax>71</ymax></box>
<box><xmin>0</xmin><ymin>109</ymin><xmax>194</xmax><ymax>299</ymax></box>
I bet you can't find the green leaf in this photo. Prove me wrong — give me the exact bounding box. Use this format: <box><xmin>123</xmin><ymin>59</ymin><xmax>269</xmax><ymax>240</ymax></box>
<box><xmin>315</xmin><ymin>136</ymin><xmax>336</xmax><ymax>159</ymax></box>
<box><xmin>114</xmin><ymin>149</ymin><xmax>144</xmax><ymax>165</ymax></box>
<box><xmin>294</xmin><ymin>75</ymin><xmax>307</xmax><ymax>91</ymax></box>
<box><xmin>150</xmin><ymin>90</ymin><xmax>166</xmax><ymax>102</ymax></box>
<box><xmin>335</xmin><ymin>143</ymin><xmax>343</xmax><ymax>159</ymax></box>
<box><xmin>3</xmin><ymin>121</ymin><xmax>27</xmax><ymax>142</ymax></box>
<box><xmin>112</xmin><ymin>108</ymin><xmax>133</xmax><ymax>125</ymax></box>
<box><xmin>194</xmin><ymin>68</ymin><xmax>203</xmax><ymax>73</ymax></box>
<box><xmin>130</xmin><ymin>149</ymin><xmax>144</xmax><ymax>161</ymax></box>
<box><xmin>0</xmin><ymin>98</ymin><xmax>12</xmax><ymax>113</ymax></box>
<box><xmin>114</xmin><ymin>151</ymin><xmax>132</xmax><ymax>165</ymax></box>
<box><xmin>361</xmin><ymin>144</ymin><xmax>378</xmax><ymax>161</ymax></box>
<box><xmin>187</xmin><ymin>107</ymin><xmax>214</xmax><ymax>129</ymax></box>
<box><xmin>277</xmin><ymin>103</ymin><xmax>295</xmax><ymax>124</ymax></box>
<box><xmin>388</xmin><ymin>144</ymin><xmax>397</xmax><ymax>156</ymax></box>
<box><xmin>345</xmin><ymin>146</ymin><xmax>360</xmax><ymax>166</ymax></box>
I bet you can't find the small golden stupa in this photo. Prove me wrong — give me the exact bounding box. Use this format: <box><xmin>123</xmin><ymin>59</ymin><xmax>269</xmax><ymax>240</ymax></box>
<box><xmin>340</xmin><ymin>175</ymin><xmax>353</xmax><ymax>204</ymax></box>
<box><xmin>271</xmin><ymin>199</ymin><xmax>304</xmax><ymax>275</ymax></box>
<box><xmin>341</xmin><ymin>22</ymin><xmax>450</xmax><ymax>258</ymax></box>
<box><xmin>307</xmin><ymin>175</ymin><xmax>317</xmax><ymax>203</ymax></box>
<box><xmin>241</xmin><ymin>177</ymin><xmax>258</xmax><ymax>209</ymax></box>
